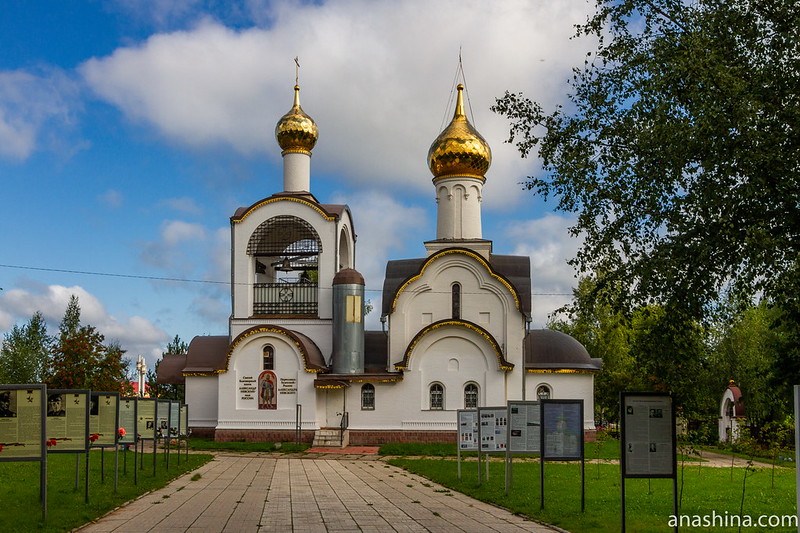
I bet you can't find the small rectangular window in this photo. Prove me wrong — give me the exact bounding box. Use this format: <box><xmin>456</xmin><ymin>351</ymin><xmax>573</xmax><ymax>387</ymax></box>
<box><xmin>263</xmin><ymin>346</ymin><xmax>274</xmax><ymax>370</ymax></box>
<box><xmin>361</xmin><ymin>384</ymin><xmax>375</xmax><ymax>410</ymax></box>
<box><xmin>430</xmin><ymin>384</ymin><xmax>444</xmax><ymax>410</ymax></box>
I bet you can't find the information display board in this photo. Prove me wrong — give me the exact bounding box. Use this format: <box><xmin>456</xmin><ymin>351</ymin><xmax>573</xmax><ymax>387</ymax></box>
<box><xmin>118</xmin><ymin>398</ymin><xmax>137</xmax><ymax>445</ymax></box>
<box><xmin>169</xmin><ymin>401</ymin><xmax>180</xmax><ymax>437</ymax></box>
<box><xmin>179</xmin><ymin>404</ymin><xmax>189</xmax><ymax>437</ymax></box>
<box><xmin>477</xmin><ymin>407</ymin><xmax>508</xmax><ymax>452</ymax></box>
<box><xmin>508</xmin><ymin>401</ymin><xmax>540</xmax><ymax>453</ymax></box>
<box><xmin>541</xmin><ymin>400</ymin><xmax>584</xmax><ymax>460</ymax></box>
<box><xmin>89</xmin><ymin>392</ymin><xmax>119</xmax><ymax>447</ymax></box>
<box><xmin>46</xmin><ymin>390</ymin><xmax>89</xmax><ymax>453</ymax></box>
<box><xmin>156</xmin><ymin>400</ymin><xmax>170</xmax><ymax>438</ymax></box>
<box><xmin>137</xmin><ymin>398</ymin><xmax>156</xmax><ymax>440</ymax></box>
<box><xmin>457</xmin><ymin>409</ymin><xmax>479</xmax><ymax>451</ymax></box>
<box><xmin>621</xmin><ymin>393</ymin><xmax>675</xmax><ymax>477</ymax></box>
<box><xmin>0</xmin><ymin>386</ymin><xmax>45</xmax><ymax>460</ymax></box>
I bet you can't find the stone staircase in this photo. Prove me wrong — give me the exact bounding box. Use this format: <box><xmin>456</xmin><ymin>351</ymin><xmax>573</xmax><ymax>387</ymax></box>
<box><xmin>312</xmin><ymin>428</ymin><xmax>349</xmax><ymax>448</ymax></box>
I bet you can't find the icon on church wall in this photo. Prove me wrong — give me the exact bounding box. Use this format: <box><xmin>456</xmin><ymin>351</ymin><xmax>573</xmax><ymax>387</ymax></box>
<box><xmin>259</xmin><ymin>371</ymin><xmax>277</xmax><ymax>410</ymax></box>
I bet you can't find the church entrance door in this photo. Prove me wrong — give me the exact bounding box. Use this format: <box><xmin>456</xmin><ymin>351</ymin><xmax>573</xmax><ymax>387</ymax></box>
<box><xmin>324</xmin><ymin>389</ymin><xmax>345</xmax><ymax>429</ymax></box>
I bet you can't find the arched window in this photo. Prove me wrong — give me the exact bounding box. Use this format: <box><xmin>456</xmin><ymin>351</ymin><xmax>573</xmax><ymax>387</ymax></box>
<box><xmin>361</xmin><ymin>384</ymin><xmax>375</xmax><ymax>410</ymax></box>
<box><xmin>537</xmin><ymin>385</ymin><xmax>551</xmax><ymax>400</ymax></box>
<box><xmin>429</xmin><ymin>383</ymin><xmax>444</xmax><ymax>410</ymax></box>
<box><xmin>452</xmin><ymin>283</ymin><xmax>461</xmax><ymax>319</ymax></box>
<box><xmin>464</xmin><ymin>383</ymin><xmax>478</xmax><ymax>409</ymax></box>
<box><xmin>263</xmin><ymin>346</ymin><xmax>274</xmax><ymax>370</ymax></box>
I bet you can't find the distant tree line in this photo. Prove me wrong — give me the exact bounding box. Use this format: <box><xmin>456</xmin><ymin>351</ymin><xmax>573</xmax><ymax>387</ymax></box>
<box><xmin>550</xmin><ymin>277</ymin><xmax>795</xmax><ymax>443</ymax></box>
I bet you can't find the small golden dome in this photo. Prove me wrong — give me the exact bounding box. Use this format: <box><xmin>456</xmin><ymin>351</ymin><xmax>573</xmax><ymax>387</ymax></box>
<box><xmin>275</xmin><ymin>85</ymin><xmax>318</xmax><ymax>155</ymax></box>
<box><xmin>428</xmin><ymin>84</ymin><xmax>491</xmax><ymax>179</ymax></box>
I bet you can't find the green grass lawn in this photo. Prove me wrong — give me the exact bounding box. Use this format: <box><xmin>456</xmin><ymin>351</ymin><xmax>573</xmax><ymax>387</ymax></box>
<box><xmin>388</xmin><ymin>457</ymin><xmax>797</xmax><ymax>532</ymax></box>
<box><xmin>0</xmin><ymin>449</ymin><xmax>212</xmax><ymax>533</ymax></box>
<box><xmin>378</xmin><ymin>437</ymin><xmax>697</xmax><ymax>462</ymax></box>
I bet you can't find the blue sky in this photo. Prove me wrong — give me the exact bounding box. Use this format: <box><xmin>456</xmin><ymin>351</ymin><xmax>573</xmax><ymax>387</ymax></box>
<box><xmin>0</xmin><ymin>0</ymin><xmax>594</xmax><ymax>371</ymax></box>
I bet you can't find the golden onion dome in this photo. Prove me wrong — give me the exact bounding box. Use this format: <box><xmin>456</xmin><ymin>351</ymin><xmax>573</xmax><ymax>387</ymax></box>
<box><xmin>275</xmin><ymin>85</ymin><xmax>318</xmax><ymax>155</ymax></box>
<box><xmin>428</xmin><ymin>84</ymin><xmax>491</xmax><ymax>179</ymax></box>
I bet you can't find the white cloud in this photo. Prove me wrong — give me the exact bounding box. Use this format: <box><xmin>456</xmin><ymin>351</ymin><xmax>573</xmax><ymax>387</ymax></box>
<box><xmin>99</xmin><ymin>189</ymin><xmax>124</xmax><ymax>208</ymax></box>
<box><xmin>80</xmin><ymin>0</ymin><xmax>594</xmax><ymax>207</ymax></box>
<box><xmin>108</xmin><ymin>0</ymin><xmax>206</xmax><ymax>29</ymax></box>
<box><xmin>161</xmin><ymin>220</ymin><xmax>206</xmax><ymax>245</ymax></box>
<box><xmin>0</xmin><ymin>283</ymin><xmax>170</xmax><ymax>369</ymax></box>
<box><xmin>0</xmin><ymin>69</ymin><xmax>81</xmax><ymax>160</ymax></box>
<box><xmin>162</xmin><ymin>197</ymin><xmax>203</xmax><ymax>215</ymax></box>
<box><xmin>505</xmin><ymin>214</ymin><xmax>583</xmax><ymax>327</ymax></box>
<box><xmin>140</xmin><ymin>220</ymin><xmax>207</xmax><ymax>272</ymax></box>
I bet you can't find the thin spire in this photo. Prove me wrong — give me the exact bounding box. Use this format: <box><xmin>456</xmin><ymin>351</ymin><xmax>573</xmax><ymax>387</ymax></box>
<box><xmin>441</xmin><ymin>49</ymin><xmax>476</xmax><ymax>129</ymax></box>
<box><xmin>454</xmin><ymin>84</ymin><xmax>465</xmax><ymax>118</ymax></box>
<box><xmin>294</xmin><ymin>56</ymin><xmax>300</xmax><ymax>86</ymax></box>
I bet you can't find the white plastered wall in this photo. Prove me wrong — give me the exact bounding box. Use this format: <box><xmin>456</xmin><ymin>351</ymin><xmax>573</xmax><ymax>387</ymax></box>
<box><xmin>718</xmin><ymin>388</ymin><xmax>743</xmax><ymax>443</ymax></box>
<box><xmin>525</xmin><ymin>372</ymin><xmax>596</xmax><ymax>430</ymax></box>
<box><xmin>389</xmin><ymin>254</ymin><xmax>525</xmax><ymax>364</ymax></box>
<box><xmin>347</xmin><ymin>323</ymin><xmax>510</xmax><ymax>431</ymax></box>
<box><xmin>186</xmin><ymin>375</ymin><xmax>218</xmax><ymax>429</ymax></box>
<box><xmin>215</xmin><ymin>331</ymin><xmax>319</xmax><ymax>432</ymax></box>
<box><xmin>229</xmin><ymin>199</ymin><xmax>354</xmax><ymax>361</ymax></box>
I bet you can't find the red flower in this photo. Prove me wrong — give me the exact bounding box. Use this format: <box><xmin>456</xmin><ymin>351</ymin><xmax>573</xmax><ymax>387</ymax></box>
<box><xmin>118</xmin><ymin>427</ymin><xmax>126</xmax><ymax>437</ymax></box>
<box><xmin>0</xmin><ymin>445</ymin><xmax>3</xmax><ymax>452</ymax></box>
<box><xmin>89</xmin><ymin>433</ymin><xmax>99</xmax><ymax>443</ymax></box>
<box><xmin>46</xmin><ymin>439</ymin><xmax>57</xmax><ymax>447</ymax></box>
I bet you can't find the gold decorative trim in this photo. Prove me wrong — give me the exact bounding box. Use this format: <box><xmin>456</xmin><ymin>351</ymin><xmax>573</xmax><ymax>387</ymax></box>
<box><xmin>232</xmin><ymin>197</ymin><xmax>337</xmax><ymax>224</ymax></box>
<box><xmin>395</xmin><ymin>319</ymin><xmax>513</xmax><ymax>372</ymax></box>
<box><xmin>314</xmin><ymin>382</ymin><xmax>347</xmax><ymax>389</ymax></box>
<box><xmin>220</xmin><ymin>325</ymin><xmax>324</xmax><ymax>374</ymax></box>
<box><xmin>281</xmin><ymin>148</ymin><xmax>312</xmax><ymax>156</ymax></box>
<box><xmin>390</xmin><ymin>248</ymin><xmax>521</xmax><ymax>312</ymax></box>
<box><xmin>432</xmin><ymin>174</ymin><xmax>486</xmax><ymax>183</ymax></box>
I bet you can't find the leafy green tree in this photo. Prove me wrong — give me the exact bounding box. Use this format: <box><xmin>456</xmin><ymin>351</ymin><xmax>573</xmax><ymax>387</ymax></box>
<box><xmin>59</xmin><ymin>294</ymin><xmax>81</xmax><ymax>339</ymax></box>
<box><xmin>49</xmin><ymin>296</ymin><xmax>132</xmax><ymax>394</ymax></box>
<box><xmin>0</xmin><ymin>311</ymin><xmax>52</xmax><ymax>383</ymax></box>
<box><xmin>165</xmin><ymin>334</ymin><xmax>188</xmax><ymax>355</ymax></box>
<box><xmin>628</xmin><ymin>305</ymin><xmax>711</xmax><ymax>416</ymax></box>
<box><xmin>493</xmin><ymin>0</ymin><xmax>800</xmax><ymax>321</ymax></box>
<box><xmin>549</xmin><ymin>277</ymin><xmax>640</xmax><ymax>423</ymax></box>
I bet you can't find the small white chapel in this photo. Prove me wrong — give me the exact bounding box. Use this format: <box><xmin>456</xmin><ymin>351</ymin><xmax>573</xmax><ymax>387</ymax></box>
<box><xmin>159</xmin><ymin>81</ymin><xmax>602</xmax><ymax>445</ymax></box>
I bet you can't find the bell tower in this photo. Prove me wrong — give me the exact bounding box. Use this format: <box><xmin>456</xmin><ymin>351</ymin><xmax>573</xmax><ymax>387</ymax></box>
<box><xmin>425</xmin><ymin>84</ymin><xmax>492</xmax><ymax>258</ymax></box>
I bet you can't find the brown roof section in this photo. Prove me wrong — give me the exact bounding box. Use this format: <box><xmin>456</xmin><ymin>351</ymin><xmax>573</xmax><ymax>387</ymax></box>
<box><xmin>156</xmin><ymin>353</ymin><xmax>187</xmax><ymax>385</ymax></box>
<box><xmin>333</xmin><ymin>268</ymin><xmax>365</xmax><ymax>285</ymax></box>
<box><xmin>183</xmin><ymin>336</ymin><xmax>230</xmax><ymax>374</ymax></box>
<box><xmin>727</xmin><ymin>381</ymin><xmax>745</xmax><ymax>417</ymax></box>
<box><xmin>489</xmin><ymin>254</ymin><xmax>531</xmax><ymax>316</ymax></box>
<box><xmin>231</xmin><ymin>193</ymin><xmax>349</xmax><ymax>223</ymax></box>
<box><xmin>364</xmin><ymin>330</ymin><xmax>389</xmax><ymax>372</ymax></box>
<box><xmin>524</xmin><ymin>329</ymin><xmax>602</xmax><ymax>372</ymax></box>
<box><xmin>227</xmin><ymin>326</ymin><xmax>327</xmax><ymax>373</ymax></box>
<box><xmin>289</xmin><ymin>329</ymin><xmax>327</xmax><ymax>372</ymax></box>
<box><xmin>381</xmin><ymin>258</ymin><xmax>425</xmax><ymax>315</ymax></box>
<box><xmin>381</xmin><ymin>250</ymin><xmax>531</xmax><ymax>317</ymax></box>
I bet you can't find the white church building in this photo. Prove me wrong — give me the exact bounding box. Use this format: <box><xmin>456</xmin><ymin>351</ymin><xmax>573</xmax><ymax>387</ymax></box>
<box><xmin>160</xmin><ymin>82</ymin><xmax>602</xmax><ymax>445</ymax></box>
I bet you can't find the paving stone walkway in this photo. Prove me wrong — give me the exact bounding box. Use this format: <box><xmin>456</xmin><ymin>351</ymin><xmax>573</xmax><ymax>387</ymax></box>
<box><xmin>76</xmin><ymin>453</ymin><xmax>562</xmax><ymax>532</ymax></box>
